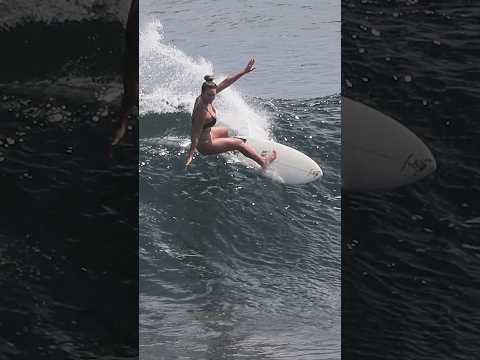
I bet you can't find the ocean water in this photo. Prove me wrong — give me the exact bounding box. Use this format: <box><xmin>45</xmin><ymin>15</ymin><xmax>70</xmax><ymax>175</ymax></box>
<box><xmin>342</xmin><ymin>1</ymin><xmax>480</xmax><ymax>359</ymax></box>
<box><xmin>0</xmin><ymin>1</ymin><xmax>138</xmax><ymax>359</ymax></box>
<box><xmin>139</xmin><ymin>3</ymin><xmax>341</xmax><ymax>359</ymax></box>
<box><xmin>140</xmin><ymin>0</ymin><xmax>340</xmax><ymax>99</ymax></box>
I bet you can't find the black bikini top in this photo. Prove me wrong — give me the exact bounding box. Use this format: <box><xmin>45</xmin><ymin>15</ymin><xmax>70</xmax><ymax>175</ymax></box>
<box><xmin>192</xmin><ymin>98</ymin><xmax>217</xmax><ymax>130</ymax></box>
<box><xmin>203</xmin><ymin>112</ymin><xmax>217</xmax><ymax>129</ymax></box>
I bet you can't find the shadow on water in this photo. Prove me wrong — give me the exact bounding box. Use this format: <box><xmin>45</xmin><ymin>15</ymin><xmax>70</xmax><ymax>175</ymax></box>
<box><xmin>0</xmin><ymin>14</ymin><xmax>138</xmax><ymax>360</ymax></box>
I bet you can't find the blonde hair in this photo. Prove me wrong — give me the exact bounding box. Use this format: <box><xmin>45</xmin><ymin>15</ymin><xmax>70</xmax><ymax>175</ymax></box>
<box><xmin>201</xmin><ymin>75</ymin><xmax>217</xmax><ymax>93</ymax></box>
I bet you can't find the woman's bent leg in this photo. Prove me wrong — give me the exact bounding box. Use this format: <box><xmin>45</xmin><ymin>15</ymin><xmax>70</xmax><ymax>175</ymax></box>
<box><xmin>200</xmin><ymin>137</ymin><xmax>276</xmax><ymax>169</ymax></box>
<box><xmin>210</xmin><ymin>127</ymin><xmax>229</xmax><ymax>139</ymax></box>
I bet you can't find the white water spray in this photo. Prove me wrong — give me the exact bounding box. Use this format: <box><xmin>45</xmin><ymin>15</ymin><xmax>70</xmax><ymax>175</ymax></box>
<box><xmin>139</xmin><ymin>18</ymin><xmax>271</xmax><ymax>139</ymax></box>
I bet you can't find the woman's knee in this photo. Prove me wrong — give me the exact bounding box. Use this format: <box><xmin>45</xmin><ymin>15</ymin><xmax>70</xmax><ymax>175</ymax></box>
<box><xmin>233</xmin><ymin>139</ymin><xmax>247</xmax><ymax>151</ymax></box>
<box><xmin>213</xmin><ymin>127</ymin><xmax>229</xmax><ymax>139</ymax></box>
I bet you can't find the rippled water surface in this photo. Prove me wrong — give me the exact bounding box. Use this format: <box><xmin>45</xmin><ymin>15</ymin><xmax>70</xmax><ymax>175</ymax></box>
<box><xmin>342</xmin><ymin>1</ymin><xmax>480</xmax><ymax>359</ymax></box>
<box><xmin>141</xmin><ymin>0</ymin><xmax>340</xmax><ymax>99</ymax></box>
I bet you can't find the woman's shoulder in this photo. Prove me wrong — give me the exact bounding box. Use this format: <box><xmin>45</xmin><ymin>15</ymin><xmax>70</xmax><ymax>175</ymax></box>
<box><xmin>194</xmin><ymin>97</ymin><xmax>208</xmax><ymax>110</ymax></box>
<box><xmin>192</xmin><ymin>103</ymin><xmax>208</xmax><ymax>120</ymax></box>
<box><xmin>193</xmin><ymin>96</ymin><xmax>204</xmax><ymax>110</ymax></box>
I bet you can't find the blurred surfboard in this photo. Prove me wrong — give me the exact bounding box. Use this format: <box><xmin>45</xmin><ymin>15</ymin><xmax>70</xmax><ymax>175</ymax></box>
<box><xmin>342</xmin><ymin>97</ymin><xmax>436</xmax><ymax>191</ymax></box>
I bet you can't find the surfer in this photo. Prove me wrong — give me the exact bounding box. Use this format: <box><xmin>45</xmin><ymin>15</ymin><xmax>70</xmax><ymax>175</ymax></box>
<box><xmin>185</xmin><ymin>58</ymin><xmax>276</xmax><ymax>169</ymax></box>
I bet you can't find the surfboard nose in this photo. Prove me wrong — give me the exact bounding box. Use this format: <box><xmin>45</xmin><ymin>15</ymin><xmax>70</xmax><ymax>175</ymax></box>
<box><xmin>342</xmin><ymin>97</ymin><xmax>437</xmax><ymax>191</ymax></box>
<box><xmin>399</xmin><ymin>144</ymin><xmax>436</xmax><ymax>179</ymax></box>
<box><xmin>313</xmin><ymin>166</ymin><xmax>323</xmax><ymax>179</ymax></box>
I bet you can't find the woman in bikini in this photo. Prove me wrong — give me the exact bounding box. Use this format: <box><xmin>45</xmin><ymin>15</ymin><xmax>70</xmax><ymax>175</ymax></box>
<box><xmin>185</xmin><ymin>58</ymin><xmax>277</xmax><ymax>169</ymax></box>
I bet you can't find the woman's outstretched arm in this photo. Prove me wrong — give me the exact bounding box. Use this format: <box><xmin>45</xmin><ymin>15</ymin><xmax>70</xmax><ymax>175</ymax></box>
<box><xmin>185</xmin><ymin>111</ymin><xmax>206</xmax><ymax>166</ymax></box>
<box><xmin>216</xmin><ymin>58</ymin><xmax>256</xmax><ymax>94</ymax></box>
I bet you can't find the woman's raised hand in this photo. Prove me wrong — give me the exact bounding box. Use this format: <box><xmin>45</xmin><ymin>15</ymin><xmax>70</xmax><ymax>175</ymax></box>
<box><xmin>244</xmin><ymin>58</ymin><xmax>256</xmax><ymax>74</ymax></box>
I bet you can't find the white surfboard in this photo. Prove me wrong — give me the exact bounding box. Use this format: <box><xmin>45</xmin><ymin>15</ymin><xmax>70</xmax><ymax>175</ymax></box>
<box><xmin>342</xmin><ymin>97</ymin><xmax>436</xmax><ymax>191</ymax></box>
<box><xmin>232</xmin><ymin>136</ymin><xmax>323</xmax><ymax>185</ymax></box>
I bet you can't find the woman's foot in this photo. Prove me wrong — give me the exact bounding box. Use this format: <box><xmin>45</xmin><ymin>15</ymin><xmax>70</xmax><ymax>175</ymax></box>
<box><xmin>262</xmin><ymin>150</ymin><xmax>277</xmax><ymax>169</ymax></box>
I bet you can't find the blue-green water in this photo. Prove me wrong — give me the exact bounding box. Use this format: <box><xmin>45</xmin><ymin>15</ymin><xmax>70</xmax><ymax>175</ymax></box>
<box><xmin>140</xmin><ymin>3</ymin><xmax>340</xmax><ymax>359</ymax></box>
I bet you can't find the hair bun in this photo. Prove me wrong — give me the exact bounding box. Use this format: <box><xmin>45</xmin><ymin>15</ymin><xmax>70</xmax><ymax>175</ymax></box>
<box><xmin>204</xmin><ymin>75</ymin><xmax>215</xmax><ymax>82</ymax></box>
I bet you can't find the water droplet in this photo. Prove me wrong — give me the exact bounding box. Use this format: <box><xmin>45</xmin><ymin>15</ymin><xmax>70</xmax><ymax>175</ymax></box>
<box><xmin>345</xmin><ymin>79</ymin><xmax>353</xmax><ymax>88</ymax></box>
<box><xmin>404</xmin><ymin>75</ymin><xmax>412</xmax><ymax>82</ymax></box>
<box><xmin>49</xmin><ymin>113</ymin><xmax>63</xmax><ymax>122</ymax></box>
<box><xmin>371</xmin><ymin>29</ymin><xmax>381</xmax><ymax>36</ymax></box>
<box><xmin>358</xmin><ymin>47</ymin><xmax>365</xmax><ymax>54</ymax></box>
